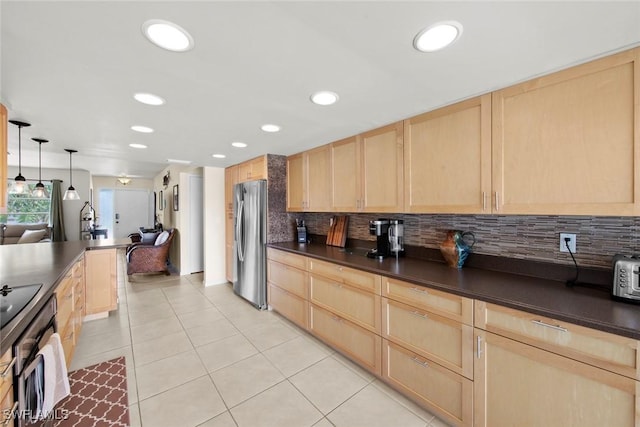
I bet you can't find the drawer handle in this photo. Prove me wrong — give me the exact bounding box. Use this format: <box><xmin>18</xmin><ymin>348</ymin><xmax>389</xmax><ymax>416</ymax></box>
<box><xmin>411</xmin><ymin>356</ymin><xmax>429</xmax><ymax>368</ymax></box>
<box><xmin>64</xmin><ymin>331</ymin><xmax>74</xmax><ymax>341</ymax></box>
<box><xmin>410</xmin><ymin>287</ymin><xmax>428</xmax><ymax>295</ymax></box>
<box><xmin>0</xmin><ymin>357</ymin><xmax>16</xmax><ymax>378</ymax></box>
<box><xmin>2</xmin><ymin>401</ymin><xmax>18</xmax><ymax>427</ymax></box>
<box><xmin>476</xmin><ymin>335</ymin><xmax>483</xmax><ymax>359</ymax></box>
<box><xmin>410</xmin><ymin>310</ymin><xmax>428</xmax><ymax>319</ymax></box>
<box><xmin>531</xmin><ymin>319</ymin><xmax>568</xmax><ymax>333</ymax></box>
<box><xmin>65</xmin><ymin>292</ymin><xmax>73</xmax><ymax>300</ymax></box>
<box><xmin>332</xmin><ymin>283</ymin><xmax>344</xmax><ymax>289</ymax></box>
<box><xmin>331</xmin><ymin>315</ymin><xmax>343</xmax><ymax>323</ymax></box>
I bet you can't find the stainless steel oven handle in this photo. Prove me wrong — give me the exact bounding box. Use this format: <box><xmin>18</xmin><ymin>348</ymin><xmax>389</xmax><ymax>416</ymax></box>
<box><xmin>0</xmin><ymin>357</ymin><xmax>16</xmax><ymax>378</ymax></box>
<box><xmin>2</xmin><ymin>401</ymin><xmax>18</xmax><ymax>427</ymax></box>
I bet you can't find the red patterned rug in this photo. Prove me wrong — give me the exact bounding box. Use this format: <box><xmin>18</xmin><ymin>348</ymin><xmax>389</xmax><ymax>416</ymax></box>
<box><xmin>48</xmin><ymin>356</ymin><xmax>129</xmax><ymax>426</ymax></box>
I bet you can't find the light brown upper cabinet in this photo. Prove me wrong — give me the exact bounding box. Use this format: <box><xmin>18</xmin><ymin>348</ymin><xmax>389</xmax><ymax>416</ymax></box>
<box><xmin>0</xmin><ymin>104</ymin><xmax>7</xmax><ymax>211</ymax></box>
<box><xmin>331</xmin><ymin>136</ymin><xmax>361</xmax><ymax>212</ymax></box>
<box><xmin>286</xmin><ymin>145</ymin><xmax>332</xmax><ymax>212</ymax></box>
<box><xmin>356</xmin><ymin>122</ymin><xmax>404</xmax><ymax>213</ymax></box>
<box><xmin>237</xmin><ymin>155</ymin><xmax>266</xmax><ymax>183</ymax></box>
<box><xmin>404</xmin><ymin>95</ymin><xmax>492</xmax><ymax>213</ymax></box>
<box><xmin>492</xmin><ymin>47</ymin><xmax>640</xmax><ymax>215</ymax></box>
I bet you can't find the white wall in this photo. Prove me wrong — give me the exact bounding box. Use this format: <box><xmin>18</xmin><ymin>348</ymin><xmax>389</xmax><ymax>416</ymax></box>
<box><xmin>203</xmin><ymin>167</ymin><xmax>226</xmax><ymax>285</ymax></box>
<box><xmin>8</xmin><ymin>165</ymin><xmax>90</xmax><ymax>241</ymax></box>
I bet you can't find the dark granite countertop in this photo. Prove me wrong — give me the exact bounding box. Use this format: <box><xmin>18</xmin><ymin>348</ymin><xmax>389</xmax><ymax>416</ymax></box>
<box><xmin>0</xmin><ymin>239</ymin><xmax>130</xmax><ymax>354</ymax></box>
<box><xmin>268</xmin><ymin>241</ymin><xmax>640</xmax><ymax>341</ymax></box>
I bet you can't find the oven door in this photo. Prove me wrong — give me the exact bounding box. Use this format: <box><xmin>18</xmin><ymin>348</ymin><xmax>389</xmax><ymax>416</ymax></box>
<box><xmin>13</xmin><ymin>296</ymin><xmax>56</xmax><ymax>427</ymax></box>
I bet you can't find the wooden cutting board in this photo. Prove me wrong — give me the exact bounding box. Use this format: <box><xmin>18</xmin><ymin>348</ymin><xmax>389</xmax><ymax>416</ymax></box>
<box><xmin>326</xmin><ymin>215</ymin><xmax>349</xmax><ymax>247</ymax></box>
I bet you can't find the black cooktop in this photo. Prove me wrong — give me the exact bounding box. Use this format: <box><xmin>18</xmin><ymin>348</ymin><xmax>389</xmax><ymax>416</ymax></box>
<box><xmin>0</xmin><ymin>283</ymin><xmax>43</xmax><ymax>329</ymax></box>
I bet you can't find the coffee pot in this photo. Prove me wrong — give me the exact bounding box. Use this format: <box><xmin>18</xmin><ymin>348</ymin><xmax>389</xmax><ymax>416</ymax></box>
<box><xmin>388</xmin><ymin>219</ymin><xmax>405</xmax><ymax>258</ymax></box>
<box><xmin>367</xmin><ymin>219</ymin><xmax>390</xmax><ymax>259</ymax></box>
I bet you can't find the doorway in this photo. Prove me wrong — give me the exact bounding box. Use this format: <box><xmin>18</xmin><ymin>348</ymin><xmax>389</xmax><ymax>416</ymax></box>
<box><xmin>98</xmin><ymin>188</ymin><xmax>153</xmax><ymax>239</ymax></box>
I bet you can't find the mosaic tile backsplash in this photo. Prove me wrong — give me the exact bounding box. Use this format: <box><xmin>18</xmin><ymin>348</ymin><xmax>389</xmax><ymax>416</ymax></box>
<box><xmin>294</xmin><ymin>212</ymin><xmax>639</xmax><ymax>269</ymax></box>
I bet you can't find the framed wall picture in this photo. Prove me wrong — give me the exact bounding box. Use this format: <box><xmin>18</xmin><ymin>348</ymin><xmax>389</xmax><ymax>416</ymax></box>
<box><xmin>159</xmin><ymin>190</ymin><xmax>163</xmax><ymax>210</ymax></box>
<box><xmin>173</xmin><ymin>185</ymin><xmax>179</xmax><ymax>211</ymax></box>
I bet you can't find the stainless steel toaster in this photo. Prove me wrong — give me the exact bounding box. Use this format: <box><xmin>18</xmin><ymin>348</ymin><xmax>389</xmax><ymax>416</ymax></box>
<box><xmin>612</xmin><ymin>254</ymin><xmax>640</xmax><ymax>301</ymax></box>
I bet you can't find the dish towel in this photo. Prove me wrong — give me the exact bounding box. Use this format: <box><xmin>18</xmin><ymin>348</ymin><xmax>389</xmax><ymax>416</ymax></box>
<box><xmin>37</xmin><ymin>332</ymin><xmax>71</xmax><ymax>417</ymax></box>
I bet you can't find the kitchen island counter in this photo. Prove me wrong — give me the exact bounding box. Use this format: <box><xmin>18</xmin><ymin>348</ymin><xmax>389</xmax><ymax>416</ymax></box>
<box><xmin>268</xmin><ymin>241</ymin><xmax>640</xmax><ymax>341</ymax></box>
<box><xmin>0</xmin><ymin>238</ymin><xmax>130</xmax><ymax>354</ymax></box>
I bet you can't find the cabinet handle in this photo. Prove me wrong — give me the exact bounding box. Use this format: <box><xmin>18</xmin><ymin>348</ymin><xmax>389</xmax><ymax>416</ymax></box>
<box><xmin>411</xmin><ymin>356</ymin><xmax>429</xmax><ymax>368</ymax></box>
<box><xmin>410</xmin><ymin>310</ymin><xmax>428</xmax><ymax>319</ymax></box>
<box><xmin>494</xmin><ymin>191</ymin><xmax>499</xmax><ymax>211</ymax></box>
<box><xmin>65</xmin><ymin>292</ymin><xmax>73</xmax><ymax>300</ymax></box>
<box><xmin>64</xmin><ymin>331</ymin><xmax>74</xmax><ymax>341</ymax></box>
<box><xmin>330</xmin><ymin>315</ymin><xmax>343</xmax><ymax>323</ymax></box>
<box><xmin>476</xmin><ymin>335</ymin><xmax>483</xmax><ymax>359</ymax></box>
<box><xmin>0</xmin><ymin>357</ymin><xmax>16</xmax><ymax>378</ymax></box>
<box><xmin>2</xmin><ymin>401</ymin><xmax>18</xmax><ymax>427</ymax></box>
<box><xmin>482</xmin><ymin>191</ymin><xmax>486</xmax><ymax>211</ymax></box>
<box><xmin>410</xmin><ymin>287</ymin><xmax>428</xmax><ymax>295</ymax></box>
<box><xmin>531</xmin><ymin>319</ymin><xmax>568</xmax><ymax>333</ymax></box>
<box><xmin>356</xmin><ymin>200</ymin><xmax>360</xmax><ymax>209</ymax></box>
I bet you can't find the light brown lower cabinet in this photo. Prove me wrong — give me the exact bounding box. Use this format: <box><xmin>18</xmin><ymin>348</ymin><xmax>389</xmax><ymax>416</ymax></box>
<box><xmin>84</xmin><ymin>248</ymin><xmax>117</xmax><ymax>315</ymax></box>
<box><xmin>474</xmin><ymin>329</ymin><xmax>640</xmax><ymax>427</ymax></box>
<box><xmin>268</xmin><ymin>283</ymin><xmax>308</xmax><ymax>329</ymax></box>
<box><xmin>1</xmin><ymin>348</ymin><xmax>15</xmax><ymax>427</ymax></box>
<box><xmin>383</xmin><ymin>340</ymin><xmax>473</xmax><ymax>427</ymax></box>
<box><xmin>309</xmin><ymin>304</ymin><xmax>382</xmax><ymax>375</ymax></box>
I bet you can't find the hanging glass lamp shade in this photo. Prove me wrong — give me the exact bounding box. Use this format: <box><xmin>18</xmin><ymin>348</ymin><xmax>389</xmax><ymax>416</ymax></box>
<box><xmin>32</xmin><ymin>138</ymin><xmax>49</xmax><ymax>198</ymax></box>
<box><xmin>8</xmin><ymin>120</ymin><xmax>31</xmax><ymax>194</ymax></box>
<box><xmin>63</xmin><ymin>149</ymin><xmax>80</xmax><ymax>200</ymax></box>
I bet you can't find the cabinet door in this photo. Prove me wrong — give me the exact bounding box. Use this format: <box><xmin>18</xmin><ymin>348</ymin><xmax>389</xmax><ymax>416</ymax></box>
<box><xmin>225</xmin><ymin>210</ymin><xmax>234</xmax><ymax>282</ymax></box>
<box><xmin>404</xmin><ymin>95</ymin><xmax>491</xmax><ymax>213</ymax></box>
<box><xmin>287</xmin><ymin>153</ymin><xmax>305</xmax><ymax>211</ymax></box>
<box><xmin>383</xmin><ymin>340</ymin><xmax>473</xmax><ymax>427</ymax></box>
<box><xmin>361</xmin><ymin>122</ymin><xmax>404</xmax><ymax>212</ymax></box>
<box><xmin>306</xmin><ymin>145</ymin><xmax>332</xmax><ymax>211</ymax></box>
<box><xmin>492</xmin><ymin>47</ymin><xmax>640</xmax><ymax>215</ymax></box>
<box><xmin>238</xmin><ymin>156</ymin><xmax>265</xmax><ymax>182</ymax></box>
<box><xmin>268</xmin><ymin>283</ymin><xmax>308</xmax><ymax>329</ymax></box>
<box><xmin>225</xmin><ymin>165</ymin><xmax>238</xmax><ymax>212</ymax></box>
<box><xmin>85</xmin><ymin>248</ymin><xmax>117</xmax><ymax>315</ymax></box>
<box><xmin>331</xmin><ymin>136</ymin><xmax>361</xmax><ymax>212</ymax></box>
<box><xmin>267</xmin><ymin>259</ymin><xmax>308</xmax><ymax>299</ymax></box>
<box><xmin>474</xmin><ymin>329</ymin><xmax>639</xmax><ymax>427</ymax></box>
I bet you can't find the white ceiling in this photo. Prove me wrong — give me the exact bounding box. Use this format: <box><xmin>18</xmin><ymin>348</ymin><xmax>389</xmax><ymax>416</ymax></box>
<box><xmin>2</xmin><ymin>1</ymin><xmax>640</xmax><ymax>179</ymax></box>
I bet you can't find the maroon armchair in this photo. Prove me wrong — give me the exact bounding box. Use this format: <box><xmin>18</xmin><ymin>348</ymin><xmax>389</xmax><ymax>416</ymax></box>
<box><xmin>126</xmin><ymin>229</ymin><xmax>176</xmax><ymax>276</ymax></box>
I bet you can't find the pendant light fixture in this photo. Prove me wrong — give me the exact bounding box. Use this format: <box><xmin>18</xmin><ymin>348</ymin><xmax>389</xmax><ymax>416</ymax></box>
<box><xmin>31</xmin><ymin>138</ymin><xmax>50</xmax><ymax>198</ymax></box>
<box><xmin>8</xmin><ymin>120</ymin><xmax>31</xmax><ymax>194</ymax></box>
<box><xmin>63</xmin><ymin>149</ymin><xmax>80</xmax><ymax>200</ymax></box>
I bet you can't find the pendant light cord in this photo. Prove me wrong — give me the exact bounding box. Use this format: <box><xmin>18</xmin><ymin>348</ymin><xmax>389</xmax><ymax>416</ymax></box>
<box><xmin>69</xmin><ymin>151</ymin><xmax>73</xmax><ymax>187</ymax></box>
<box><xmin>18</xmin><ymin>125</ymin><xmax>22</xmax><ymax>175</ymax></box>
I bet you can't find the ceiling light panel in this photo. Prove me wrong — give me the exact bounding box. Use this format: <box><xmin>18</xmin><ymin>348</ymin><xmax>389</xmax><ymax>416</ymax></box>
<box><xmin>414</xmin><ymin>21</ymin><xmax>463</xmax><ymax>52</ymax></box>
<box><xmin>129</xmin><ymin>143</ymin><xmax>147</xmax><ymax>149</ymax></box>
<box><xmin>261</xmin><ymin>124</ymin><xmax>281</xmax><ymax>133</ymax></box>
<box><xmin>212</xmin><ymin>154</ymin><xmax>226</xmax><ymax>159</ymax></box>
<box><xmin>134</xmin><ymin>92</ymin><xmax>165</xmax><ymax>106</ymax></box>
<box><xmin>311</xmin><ymin>91</ymin><xmax>339</xmax><ymax>106</ymax></box>
<box><xmin>167</xmin><ymin>158</ymin><xmax>192</xmax><ymax>164</ymax></box>
<box><xmin>142</xmin><ymin>19</ymin><xmax>194</xmax><ymax>52</ymax></box>
<box><xmin>131</xmin><ymin>125</ymin><xmax>154</xmax><ymax>133</ymax></box>
<box><xmin>231</xmin><ymin>142</ymin><xmax>247</xmax><ymax>148</ymax></box>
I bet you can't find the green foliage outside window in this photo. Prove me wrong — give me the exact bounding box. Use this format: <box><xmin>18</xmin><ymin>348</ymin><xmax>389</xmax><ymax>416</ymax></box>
<box><xmin>0</xmin><ymin>182</ymin><xmax>52</xmax><ymax>224</ymax></box>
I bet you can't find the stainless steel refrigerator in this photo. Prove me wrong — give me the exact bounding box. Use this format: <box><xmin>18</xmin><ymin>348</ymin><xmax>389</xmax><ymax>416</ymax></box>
<box><xmin>233</xmin><ymin>179</ymin><xmax>267</xmax><ymax>309</ymax></box>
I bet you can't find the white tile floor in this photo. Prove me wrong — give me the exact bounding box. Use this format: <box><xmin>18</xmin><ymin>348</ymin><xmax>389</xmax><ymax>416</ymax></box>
<box><xmin>70</xmin><ymin>258</ymin><xmax>450</xmax><ymax>427</ymax></box>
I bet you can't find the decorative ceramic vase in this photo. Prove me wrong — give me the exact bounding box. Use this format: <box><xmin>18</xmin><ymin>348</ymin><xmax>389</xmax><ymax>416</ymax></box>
<box><xmin>439</xmin><ymin>230</ymin><xmax>476</xmax><ymax>269</ymax></box>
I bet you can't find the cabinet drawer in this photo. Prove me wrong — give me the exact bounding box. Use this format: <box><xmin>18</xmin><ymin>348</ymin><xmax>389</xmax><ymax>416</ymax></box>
<box><xmin>72</xmin><ymin>258</ymin><xmax>84</xmax><ymax>278</ymax></box>
<box><xmin>267</xmin><ymin>260</ymin><xmax>308</xmax><ymax>299</ymax></box>
<box><xmin>309</xmin><ymin>304</ymin><xmax>381</xmax><ymax>375</ymax></box>
<box><xmin>268</xmin><ymin>284</ymin><xmax>308</xmax><ymax>330</ymax></box>
<box><xmin>0</xmin><ymin>349</ymin><xmax>13</xmax><ymax>405</ymax></box>
<box><xmin>382</xmin><ymin>277</ymin><xmax>473</xmax><ymax>325</ymax></box>
<box><xmin>382</xmin><ymin>298</ymin><xmax>473</xmax><ymax>379</ymax></box>
<box><xmin>475</xmin><ymin>301</ymin><xmax>640</xmax><ymax>380</ymax></box>
<box><xmin>56</xmin><ymin>276</ymin><xmax>74</xmax><ymax>329</ymax></box>
<box><xmin>309</xmin><ymin>274</ymin><xmax>381</xmax><ymax>333</ymax></box>
<box><xmin>308</xmin><ymin>259</ymin><xmax>381</xmax><ymax>294</ymax></box>
<box><xmin>383</xmin><ymin>340</ymin><xmax>473</xmax><ymax>427</ymax></box>
<box><xmin>267</xmin><ymin>248</ymin><xmax>307</xmax><ymax>270</ymax></box>
<box><xmin>59</xmin><ymin>319</ymin><xmax>75</xmax><ymax>369</ymax></box>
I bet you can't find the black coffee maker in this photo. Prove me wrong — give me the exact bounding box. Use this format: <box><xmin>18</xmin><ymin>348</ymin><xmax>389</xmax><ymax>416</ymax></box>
<box><xmin>367</xmin><ymin>219</ymin><xmax>391</xmax><ymax>259</ymax></box>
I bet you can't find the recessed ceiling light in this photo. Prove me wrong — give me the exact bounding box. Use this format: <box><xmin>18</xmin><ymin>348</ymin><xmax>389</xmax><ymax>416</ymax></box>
<box><xmin>413</xmin><ymin>21</ymin><xmax>463</xmax><ymax>52</ymax></box>
<box><xmin>231</xmin><ymin>142</ymin><xmax>247</xmax><ymax>148</ymax></box>
<box><xmin>134</xmin><ymin>92</ymin><xmax>165</xmax><ymax>106</ymax></box>
<box><xmin>167</xmin><ymin>158</ymin><xmax>192</xmax><ymax>164</ymax></box>
<box><xmin>212</xmin><ymin>154</ymin><xmax>226</xmax><ymax>159</ymax></box>
<box><xmin>129</xmin><ymin>143</ymin><xmax>148</xmax><ymax>149</ymax></box>
<box><xmin>310</xmin><ymin>91</ymin><xmax>339</xmax><ymax>106</ymax></box>
<box><xmin>261</xmin><ymin>124</ymin><xmax>281</xmax><ymax>133</ymax></box>
<box><xmin>142</xmin><ymin>19</ymin><xmax>194</xmax><ymax>52</ymax></box>
<box><xmin>131</xmin><ymin>125</ymin><xmax>154</xmax><ymax>133</ymax></box>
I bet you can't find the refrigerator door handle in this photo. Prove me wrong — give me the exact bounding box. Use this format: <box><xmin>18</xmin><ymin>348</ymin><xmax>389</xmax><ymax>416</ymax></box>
<box><xmin>236</xmin><ymin>200</ymin><xmax>245</xmax><ymax>262</ymax></box>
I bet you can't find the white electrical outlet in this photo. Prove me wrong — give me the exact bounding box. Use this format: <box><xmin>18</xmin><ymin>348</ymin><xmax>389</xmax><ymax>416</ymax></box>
<box><xmin>559</xmin><ymin>233</ymin><xmax>577</xmax><ymax>253</ymax></box>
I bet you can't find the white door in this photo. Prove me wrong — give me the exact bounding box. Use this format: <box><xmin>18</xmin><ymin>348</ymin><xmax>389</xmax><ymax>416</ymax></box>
<box><xmin>189</xmin><ymin>175</ymin><xmax>204</xmax><ymax>273</ymax></box>
<box><xmin>113</xmin><ymin>189</ymin><xmax>153</xmax><ymax>239</ymax></box>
